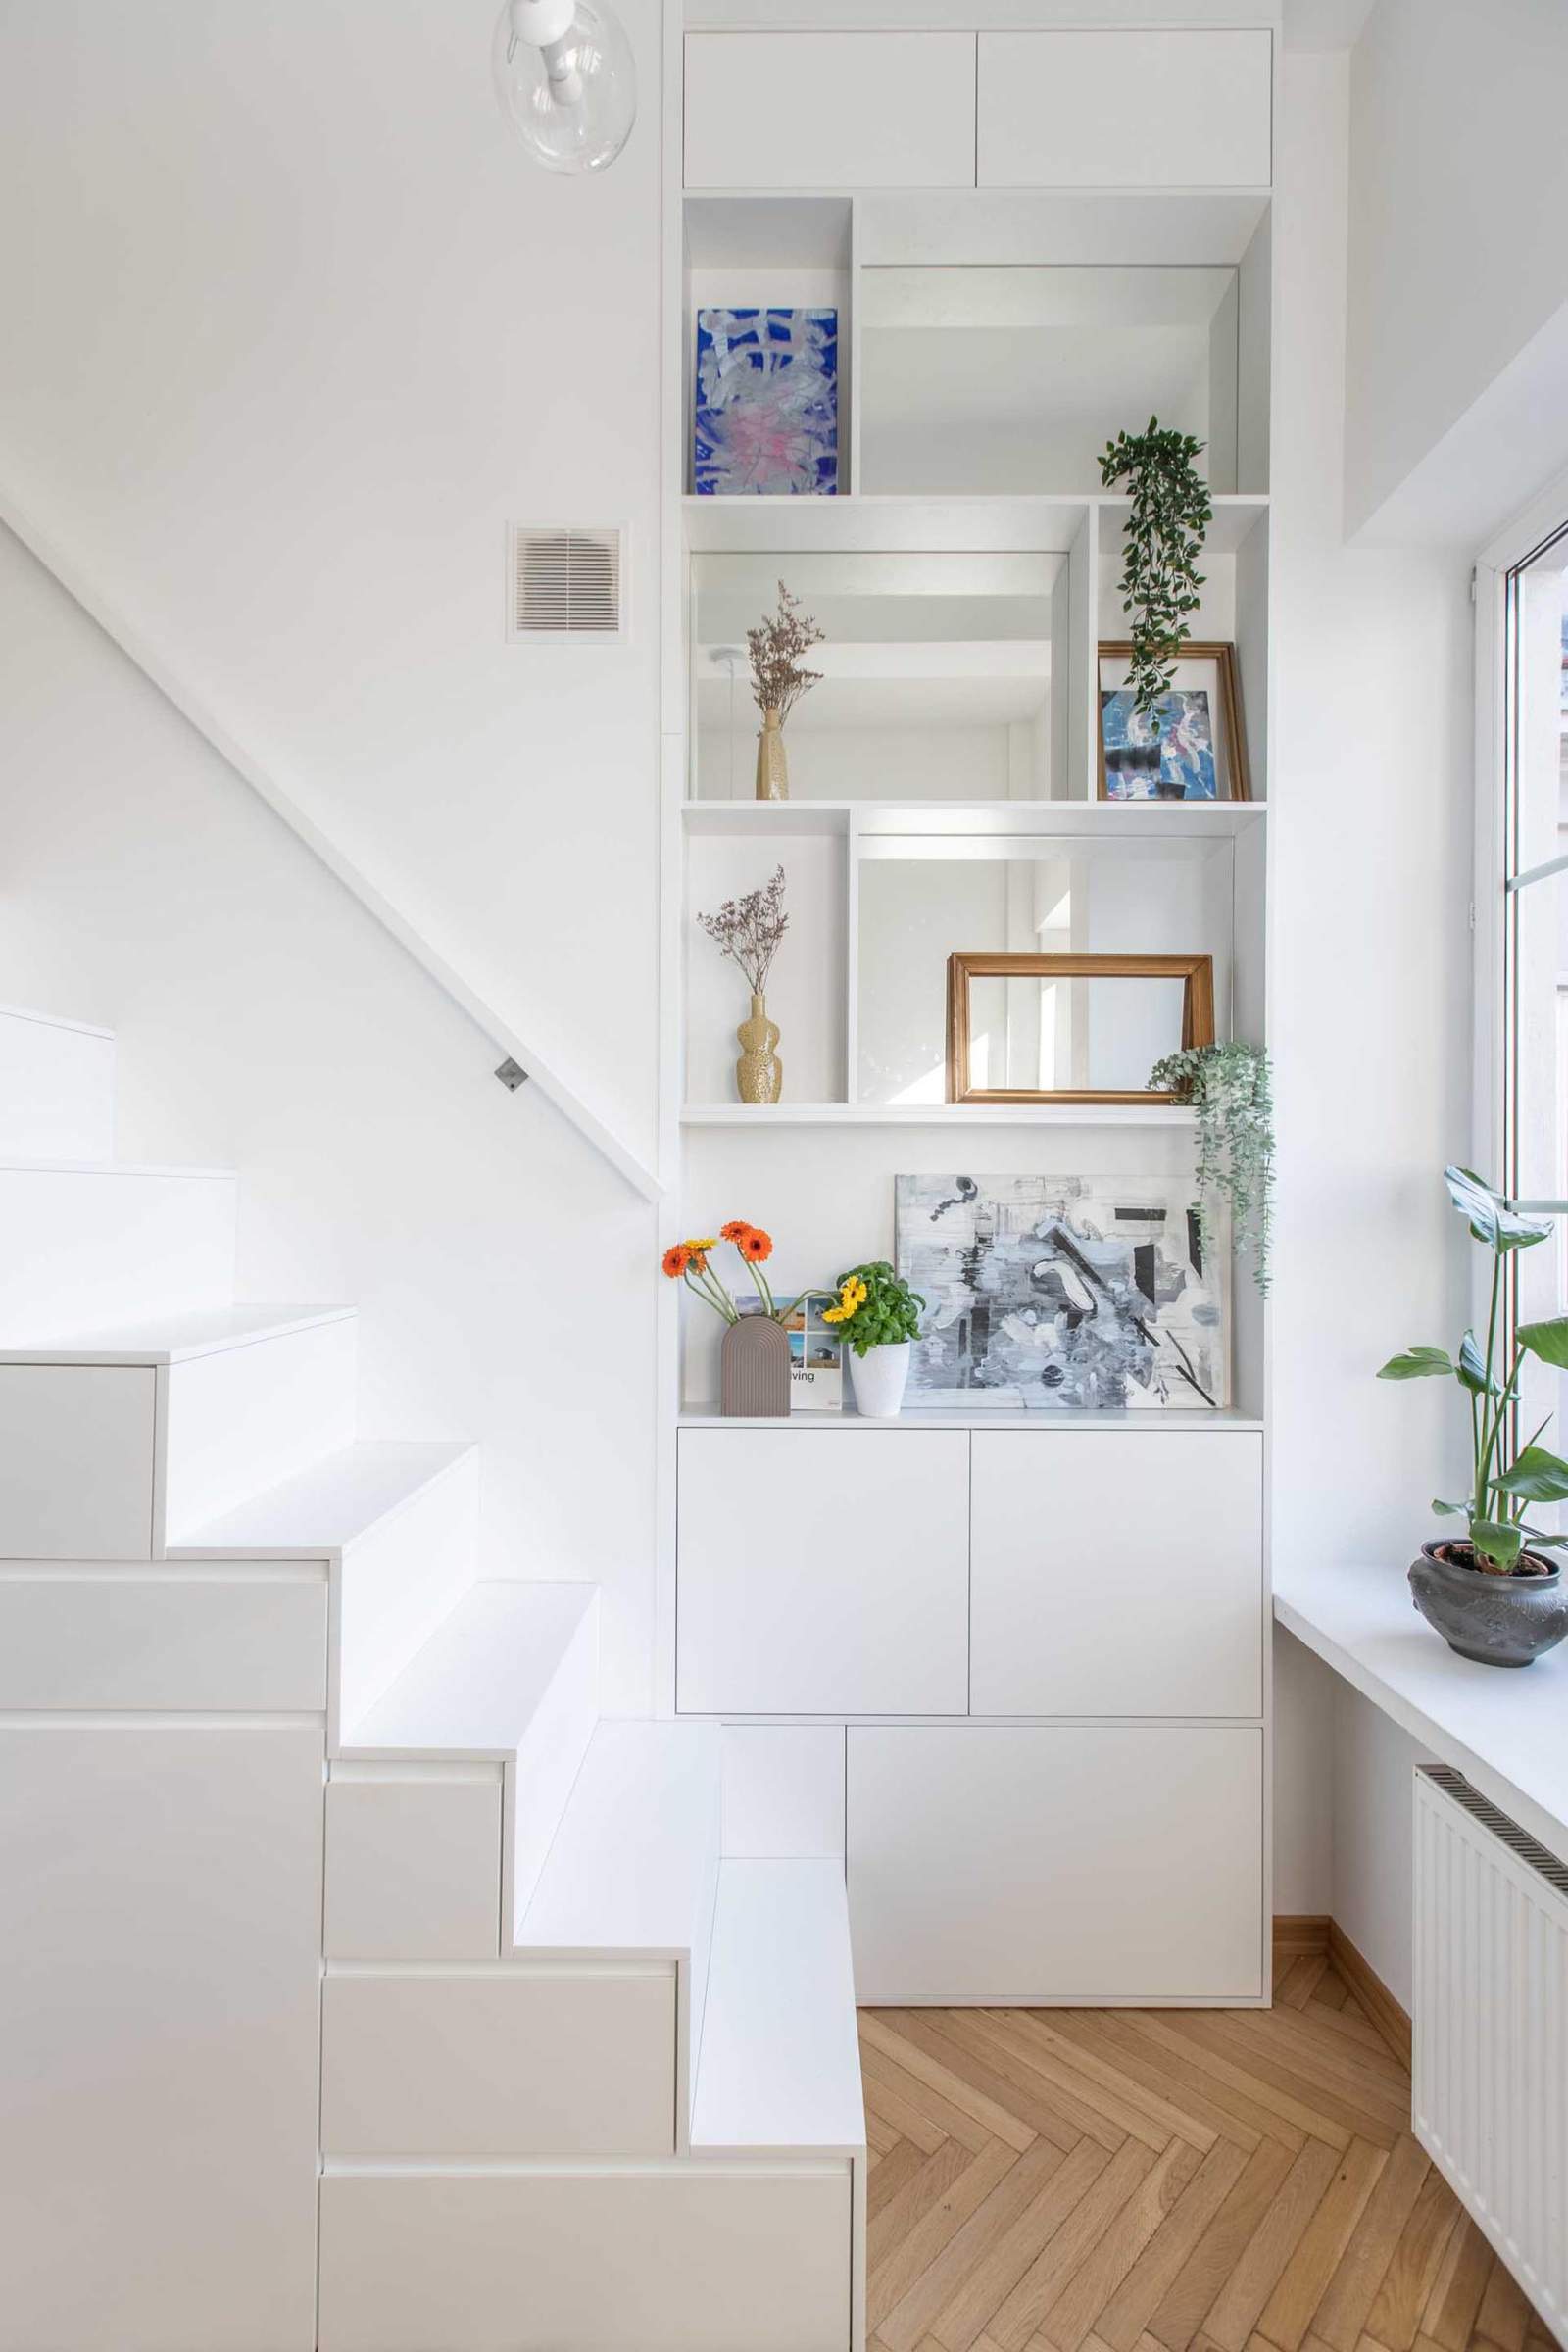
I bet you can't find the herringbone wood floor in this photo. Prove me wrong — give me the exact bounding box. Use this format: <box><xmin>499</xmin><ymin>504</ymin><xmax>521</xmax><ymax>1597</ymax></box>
<box><xmin>859</xmin><ymin>1961</ymin><xmax>1553</xmax><ymax>2352</ymax></box>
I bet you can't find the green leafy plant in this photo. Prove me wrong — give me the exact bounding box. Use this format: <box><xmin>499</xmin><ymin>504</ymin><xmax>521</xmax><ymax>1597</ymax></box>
<box><xmin>1100</xmin><ymin>417</ymin><xmax>1213</xmax><ymax>730</ymax></box>
<box><xmin>1150</xmin><ymin>1043</ymin><xmax>1274</xmax><ymax>1297</ymax></box>
<box><xmin>822</xmin><ymin>1260</ymin><xmax>925</xmax><ymax>1359</ymax></box>
<box><xmin>1378</xmin><ymin>1166</ymin><xmax>1568</xmax><ymax>1574</ymax></box>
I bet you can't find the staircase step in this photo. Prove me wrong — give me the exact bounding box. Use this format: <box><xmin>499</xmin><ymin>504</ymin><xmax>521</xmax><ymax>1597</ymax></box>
<box><xmin>346</xmin><ymin>1578</ymin><xmax>596</xmax><ymax>1756</ymax></box>
<box><xmin>516</xmin><ymin>1719</ymin><xmax>720</xmax><ymax>1958</ymax></box>
<box><xmin>692</xmin><ymin>1860</ymin><xmax>864</xmax><ymax>2155</ymax></box>
<box><xmin>0</xmin><ymin>1300</ymin><xmax>356</xmax><ymax>1365</ymax></box>
<box><xmin>170</xmin><ymin>1437</ymin><xmax>471</xmax><ymax>1556</ymax></box>
<box><xmin>0</xmin><ymin>1305</ymin><xmax>359</xmax><ymax>1561</ymax></box>
<box><xmin>0</xmin><ymin>1004</ymin><xmax>114</xmax><ymax>1161</ymax></box>
<box><xmin>0</xmin><ymin>1161</ymin><xmax>236</xmax><ymax>1341</ymax></box>
<box><xmin>171</xmin><ymin>1441</ymin><xmax>479</xmax><ymax>1739</ymax></box>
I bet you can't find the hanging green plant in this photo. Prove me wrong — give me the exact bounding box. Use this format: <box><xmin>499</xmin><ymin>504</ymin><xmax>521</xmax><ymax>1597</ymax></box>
<box><xmin>1150</xmin><ymin>1042</ymin><xmax>1274</xmax><ymax>1296</ymax></box>
<box><xmin>1100</xmin><ymin>417</ymin><xmax>1213</xmax><ymax>732</ymax></box>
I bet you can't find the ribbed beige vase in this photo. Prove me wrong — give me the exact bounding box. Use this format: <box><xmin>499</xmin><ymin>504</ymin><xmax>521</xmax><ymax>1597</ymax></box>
<box><xmin>755</xmin><ymin>708</ymin><xmax>789</xmax><ymax>801</ymax></box>
<box><xmin>736</xmin><ymin>992</ymin><xmax>782</xmax><ymax>1104</ymax></box>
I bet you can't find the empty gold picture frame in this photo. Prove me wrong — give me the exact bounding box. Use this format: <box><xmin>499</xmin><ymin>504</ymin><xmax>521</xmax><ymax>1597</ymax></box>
<box><xmin>1097</xmin><ymin>640</ymin><xmax>1251</xmax><ymax>803</ymax></box>
<box><xmin>945</xmin><ymin>951</ymin><xmax>1217</xmax><ymax>1105</ymax></box>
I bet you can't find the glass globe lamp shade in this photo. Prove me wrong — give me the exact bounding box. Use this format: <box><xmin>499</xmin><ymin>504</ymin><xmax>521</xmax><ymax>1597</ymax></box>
<box><xmin>492</xmin><ymin>0</ymin><xmax>636</xmax><ymax>176</ymax></box>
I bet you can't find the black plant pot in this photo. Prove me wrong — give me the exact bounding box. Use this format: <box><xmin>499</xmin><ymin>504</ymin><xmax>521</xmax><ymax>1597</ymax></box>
<box><xmin>1408</xmin><ymin>1540</ymin><xmax>1568</xmax><ymax>1668</ymax></box>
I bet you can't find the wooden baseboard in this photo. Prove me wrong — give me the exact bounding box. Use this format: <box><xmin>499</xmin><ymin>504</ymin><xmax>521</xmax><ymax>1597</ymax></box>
<box><xmin>1272</xmin><ymin>1914</ymin><xmax>1331</xmax><ymax>1962</ymax></box>
<box><xmin>1327</xmin><ymin>1921</ymin><xmax>1412</xmax><ymax>2070</ymax></box>
<box><xmin>1272</xmin><ymin>1914</ymin><xmax>1411</xmax><ymax>2069</ymax></box>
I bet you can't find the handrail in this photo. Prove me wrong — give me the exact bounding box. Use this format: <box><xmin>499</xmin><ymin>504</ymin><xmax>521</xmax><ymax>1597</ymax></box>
<box><xmin>0</xmin><ymin>486</ymin><xmax>662</xmax><ymax>1203</ymax></box>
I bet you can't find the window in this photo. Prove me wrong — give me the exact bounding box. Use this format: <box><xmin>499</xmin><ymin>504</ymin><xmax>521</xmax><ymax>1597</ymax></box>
<box><xmin>1485</xmin><ymin>506</ymin><xmax>1568</xmax><ymax>1446</ymax></box>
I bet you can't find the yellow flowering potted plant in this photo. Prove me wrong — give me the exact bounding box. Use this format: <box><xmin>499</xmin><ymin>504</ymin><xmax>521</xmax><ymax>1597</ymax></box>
<box><xmin>824</xmin><ymin>1259</ymin><xmax>925</xmax><ymax>1420</ymax></box>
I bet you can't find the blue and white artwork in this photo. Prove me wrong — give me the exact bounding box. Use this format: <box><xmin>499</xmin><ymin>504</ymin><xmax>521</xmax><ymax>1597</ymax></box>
<box><xmin>1101</xmin><ymin>688</ymin><xmax>1217</xmax><ymax>800</ymax></box>
<box><xmin>895</xmin><ymin>1172</ymin><xmax>1228</xmax><ymax>1411</ymax></box>
<box><xmin>695</xmin><ymin>308</ymin><xmax>838</xmax><ymax>497</ymax></box>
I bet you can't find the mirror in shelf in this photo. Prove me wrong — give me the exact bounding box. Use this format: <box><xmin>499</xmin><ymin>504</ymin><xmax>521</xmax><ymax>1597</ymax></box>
<box><xmin>858</xmin><ymin>265</ymin><xmax>1239</xmax><ymax>498</ymax></box>
<box><xmin>691</xmin><ymin>548</ymin><xmax>1055</xmax><ymax>804</ymax></box>
<box><xmin>946</xmin><ymin>952</ymin><xmax>1215</xmax><ymax>1106</ymax></box>
<box><xmin>1098</xmin><ymin>642</ymin><xmax>1250</xmax><ymax>804</ymax></box>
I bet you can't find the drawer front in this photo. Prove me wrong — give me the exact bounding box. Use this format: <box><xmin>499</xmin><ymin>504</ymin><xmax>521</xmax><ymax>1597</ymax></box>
<box><xmin>848</xmin><ymin>1723</ymin><xmax>1263</xmax><ymax>2001</ymax></box>
<box><xmin>325</xmin><ymin>1774</ymin><xmax>502</xmax><ymax>1960</ymax></box>
<box><xmin>321</xmin><ymin>1969</ymin><xmax>675</xmax><ymax>2158</ymax></box>
<box><xmin>685</xmin><ymin>32</ymin><xmax>977</xmax><ymax>190</ymax></box>
<box><xmin>978</xmin><ymin>30</ymin><xmax>1272</xmax><ymax>189</ymax></box>
<box><xmin>969</xmin><ymin>1431</ymin><xmax>1263</xmax><ymax>1718</ymax></box>
<box><xmin>0</xmin><ymin>1364</ymin><xmax>156</xmax><ymax>1560</ymax></box>
<box><xmin>319</xmin><ymin>2167</ymin><xmax>853</xmax><ymax>2352</ymax></box>
<box><xmin>677</xmin><ymin>1428</ymin><xmax>968</xmax><ymax>1715</ymax></box>
<box><xmin>0</xmin><ymin>1568</ymin><xmax>327</xmax><ymax>1710</ymax></box>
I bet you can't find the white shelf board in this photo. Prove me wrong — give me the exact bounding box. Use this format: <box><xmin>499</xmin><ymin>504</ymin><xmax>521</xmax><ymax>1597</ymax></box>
<box><xmin>680</xmin><ymin>1405</ymin><xmax>1261</xmax><ymax>1432</ymax></box>
<box><xmin>691</xmin><ymin>1861</ymin><xmax>863</xmax><ymax>2156</ymax></box>
<box><xmin>683</xmin><ymin>798</ymin><xmax>1266</xmax><ymax>840</ymax></box>
<box><xmin>683</xmin><ymin>495</ymin><xmax>1090</xmax><ymax>556</ymax></box>
<box><xmin>681</xmin><ymin>1101</ymin><xmax>1198</xmax><ymax>1127</ymax></box>
<box><xmin>1274</xmin><ymin>1555</ymin><xmax>1568</xmax><ymax>1868</ymax></box>
<box><xmin>1099</xmin><ymin>495</ymin><xmax>1269</xmax><ymax>556</ymax></box>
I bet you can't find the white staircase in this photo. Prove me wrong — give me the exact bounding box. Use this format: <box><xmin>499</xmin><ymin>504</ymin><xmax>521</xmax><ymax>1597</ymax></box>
<box><xmin>0</xmin><ymin>1004</ymin><xmax>865</xmax><ymax>2352</ymax></box>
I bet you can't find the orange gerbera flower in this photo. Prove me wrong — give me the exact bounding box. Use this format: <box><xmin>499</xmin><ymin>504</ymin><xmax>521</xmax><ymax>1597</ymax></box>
<box><xmin>662</xmin><ymin>1244</ymin><xmax>692</xmax><ymax>1278</ymax></box>
<box><xmin>719</xmin><ymin>1220</ymin><xmax>753</xmax><ymax>1243</ymax></box>
<box><xmin>688</xmin><ymin>1250</ymin><xmax>710</xmax><ymax>1273</ymax></box>
<box><xmin>738</xmin><ymin>1228</ymin><xmax>773</xmax><ymax>1263</ymax></box>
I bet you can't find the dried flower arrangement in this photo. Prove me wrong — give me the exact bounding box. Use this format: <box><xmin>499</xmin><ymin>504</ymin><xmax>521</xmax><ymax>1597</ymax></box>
<box><xmin>746</xmin><ymin>583</ymin><xmax>825</xmax><ymax>722</ymax></box>
<box><xmin>696</xmin><ymin>864</ymin><xmax>788</xmax><ymax>996</ymax></box>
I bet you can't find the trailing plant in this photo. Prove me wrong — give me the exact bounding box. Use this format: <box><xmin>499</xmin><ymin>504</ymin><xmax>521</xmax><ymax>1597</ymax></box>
<box><xmin>1378</xmin><ymin>1167</ymin><xmax>1568</xmax><ymax>1574</ymax></box>
<box><xmin>1100</xmin><ymin>417</ymin><xmax>1213</xmax><ymax>730</ymax></box>
<box><xmin>660</xmin><ymin>1220</ymin><xmax>806</xmax><ymax>1327</ymax></box>
<box><xmin>822</xmin><ymin>1260</ymin><xmax>925</xmax><ymax>1359</ymax></box>
<box><xmin>1151</xmin><ymin>1043</ymin><xmax>1274</xmax><ymax>1296</ymax></box>
<box><xmin>696</xmin><ymin>864</ymin><xmax>788</xmax><ymax>996</ymax></box>
<box><xmin>746</xmin><ymin>582</ymin><xmax>825</xmax><ymax>726</ymax></box>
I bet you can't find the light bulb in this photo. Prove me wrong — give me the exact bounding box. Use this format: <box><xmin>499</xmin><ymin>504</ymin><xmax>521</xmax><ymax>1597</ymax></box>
<box><xmin>493</xmin><ymin>0</ymin><xmax>637</xmax><ymax>176</ymax></box>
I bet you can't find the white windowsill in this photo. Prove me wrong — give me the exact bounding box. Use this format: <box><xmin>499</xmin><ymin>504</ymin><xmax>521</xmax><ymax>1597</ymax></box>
<box><xmin>1274</xmin><ymin>1556</ymin><xmax>1568</xmax><ymax>1868</ymax></box>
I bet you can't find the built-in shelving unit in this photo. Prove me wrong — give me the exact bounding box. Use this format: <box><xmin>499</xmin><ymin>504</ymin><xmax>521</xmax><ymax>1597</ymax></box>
<box><xmin>662</xmin><ymin>9</ymin><xmax>1278</xmax><ymax>2032</ymax></box>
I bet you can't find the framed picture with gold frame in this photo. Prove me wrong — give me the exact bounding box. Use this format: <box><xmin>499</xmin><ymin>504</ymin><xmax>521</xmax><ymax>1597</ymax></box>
<box><xmin>1098</xmin><ymin>641</ymin><xmax>1250</xmax><ymax>803</ymax></box>
<box><xmin>946</xmin><ymin>951</ymin><xmax>1216</xmax><ymax>1105</ymax></box>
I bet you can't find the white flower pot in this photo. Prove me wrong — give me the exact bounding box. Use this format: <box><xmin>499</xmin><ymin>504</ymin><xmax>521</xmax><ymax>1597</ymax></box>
<box><xmin>848</xmin><ymin>1340</ymin><xmax>911</xmax><ymax>1420</ymax></box>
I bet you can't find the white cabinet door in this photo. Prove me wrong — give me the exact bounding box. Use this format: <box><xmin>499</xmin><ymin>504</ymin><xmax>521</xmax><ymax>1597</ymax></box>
<box><xmin>848</xmin><ymin>1724</ymin><xmax>1262</xmax><ymax>2001</ymax></box>
<box><xmin>970</xmin><ymin>1431</ymin><xmax>1263</xmax><ymax>1718</ymax></box>
<box><xmin>0</xmin><ymin>1724</ymin><xmax>322</xmax><ymax>2350</ymax></box>
<box><xmin>977</xmin><ymin>31</ymin><xmax>1272</xmax><ymax>189</ymax></box>
<box><xmin>684</xmin><ymin>33</ymin><xmax>977</xmax><ymax>190</ymax></box>
<box><xmin>677</xmin><ymin>1429</ymin><xmax>968</xmax><ymax>1715</ymax></box>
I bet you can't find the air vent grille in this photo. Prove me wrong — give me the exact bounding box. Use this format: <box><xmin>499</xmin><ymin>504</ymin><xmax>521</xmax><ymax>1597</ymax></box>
<box><xmin>510</xmin><ymin>526</ymin><xmax>623</xmax><ymax>639</ymax></box>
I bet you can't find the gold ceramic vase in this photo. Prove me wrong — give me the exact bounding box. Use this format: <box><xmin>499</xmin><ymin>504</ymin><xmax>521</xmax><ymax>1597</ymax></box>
<box><xmin>755</xmin><ymin>708</ymin><xmax>789</xmax><ymax>802</ymax></box>
<box><xmin>736</xmin><ymin>992</ymin><xmax>782</xmax><ymax>1104</ymax></box>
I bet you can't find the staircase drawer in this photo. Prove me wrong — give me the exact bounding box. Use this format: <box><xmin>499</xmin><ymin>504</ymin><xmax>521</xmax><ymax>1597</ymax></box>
<box><xmin>321</xmin><ymin>1968</ymin><xmax>676</xmax><ymax>2157</ymax></box>
<box><xmin>319</xmin><ymin>2165</ymin><xmax>853</xmax><ymax>2352</ymax></box>
<box><xmin>325</xmin><ymin>1772</ymin><xmax>503</xmax><ymax>1961</ymax></box>
<box><xmin>0</xmin><ymin>1568</ymin><xmax>327</xmax><ymax>1710</ymax></box>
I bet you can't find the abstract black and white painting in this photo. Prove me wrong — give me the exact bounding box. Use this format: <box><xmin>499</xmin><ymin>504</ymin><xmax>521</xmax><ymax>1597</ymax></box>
<box><xmin>895</xmin><ymin>1173</ymin><xmax>1227</xmax><ymax>1411</ymax></box>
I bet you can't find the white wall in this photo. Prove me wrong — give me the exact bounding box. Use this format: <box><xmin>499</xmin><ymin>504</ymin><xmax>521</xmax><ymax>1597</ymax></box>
<box><xmin>1267</xmin><ymin>47</ymin><xmax>1475</xmax><ymax>1970</ymax></box>
<box><xmin>0</xmin><ymin>524</ymin><xmax>658</xmax><ymax>1712</ymax></box>
<box><xmin>1345</xmin><ymin>0</ymin><xmax>1568</xmax><ymax>544</ymax></box>
<box><xmin>0</xmin><ymin>0</ymin><xmax>663</xmax><ymax>1156</ymax></box>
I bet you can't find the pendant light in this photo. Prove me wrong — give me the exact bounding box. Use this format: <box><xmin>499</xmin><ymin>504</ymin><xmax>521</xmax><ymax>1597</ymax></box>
<box><xmin>492</xmin><ymin>0</ymin><xmax>637</xmax><ymax>175</ymax></box>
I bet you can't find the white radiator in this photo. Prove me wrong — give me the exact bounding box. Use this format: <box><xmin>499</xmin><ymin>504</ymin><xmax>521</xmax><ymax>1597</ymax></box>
<box><xmin>1413</xmin><ymin>1766</ymin><xmax>1568</xmax><ymax>2337</ymax></box>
